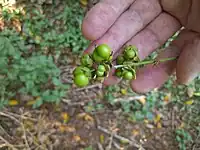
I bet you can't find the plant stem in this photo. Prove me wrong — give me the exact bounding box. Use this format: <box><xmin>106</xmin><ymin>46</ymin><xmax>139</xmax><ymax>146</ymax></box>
<box><xmin>114</xmin><ymin>57</ymin><xmax>177</xmax><ymax>69</ymax></box>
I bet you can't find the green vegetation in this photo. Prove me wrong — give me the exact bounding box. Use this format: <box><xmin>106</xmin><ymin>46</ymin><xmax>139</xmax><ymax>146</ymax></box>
<box><xmin>0</xmin><ymin>1</ymin><xmax>89</xmax><ymax>108</ymax></box>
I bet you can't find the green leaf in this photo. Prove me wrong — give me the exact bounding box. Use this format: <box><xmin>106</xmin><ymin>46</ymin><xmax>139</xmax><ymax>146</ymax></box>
<box><xmin>52</xmin><ymin>77</ymin><xmax>62</xmax><ymax>86</ymax></box>
<box><xmin>33</xmin><ymin>98</ymin><xmax>43</xmax><ymax>108</ymax></box>
<box><xmin>176</xmin><ymin>136</ymin><xmax>182</xmax><ymax>142</ymax></box>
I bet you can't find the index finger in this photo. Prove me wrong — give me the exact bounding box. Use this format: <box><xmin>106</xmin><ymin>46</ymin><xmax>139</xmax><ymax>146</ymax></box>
<box><xmin>82</xmin><ymin>0</ymin><xmax>135</xmax><ymax>40</ymax></box>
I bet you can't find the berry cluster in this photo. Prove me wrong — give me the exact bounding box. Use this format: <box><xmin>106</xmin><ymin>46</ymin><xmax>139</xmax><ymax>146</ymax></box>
<box><xmin>73</xmin><ymin>44</ymin><xmax>112</xmax><ymax>87</ymax></box>
<box><xmin>73</xmin><ymin>44</ymin><xmax>176</xmax><ymax>87</ymax></box>
<box><xmin>115</xmin><ymin>45</ymin><xmax>140</xmax><ymax>80</ymax></box>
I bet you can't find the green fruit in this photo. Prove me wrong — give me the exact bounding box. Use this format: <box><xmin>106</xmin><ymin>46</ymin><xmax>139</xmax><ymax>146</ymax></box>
<box><xmin>81</xmin><ymin>54</ymin><xmax>93</xmax><ymax>67</ymax></box>
<box><xmin>123</xmin><ymin>71</ymin><xmax>133</xmax><ymax>80</ymax></box>
<box><xmin>73</xmin><ymin>66</ymin><xmax>84</xmax><ymax>76</ymax></box>
<box><xmin>83</xmin><ymin>67</ymin><xmax>92</xmax><ymax>78</ymax></box>
<box><xmin>116</xmin><ymin>55</ymin><xmax>125</xmax><ymax>65</ymax></box>
<box><xmin>124</xmin><ymin>49</ymin><xmax>136</xmax><ymax>60</ymax></box>
<box><xmin>74</xmin><ymin>74</ymin><xmax>89</xmax><ymax>87</ymax></box>
<box><xmin>96</xmin><ymin>71</ymin><xmax>104</xmax><ymax>77</ymax></box>
<box><xmin>92</xmin><ymin>50</ymin><xmax>104</xmax><ymax>63</ymax></box>
<box><xmin>115</xmin><ymin>69</ymin><xmax>122</xmax><ymax>77</ymax></box>
<box><xmin>98</xmin><ymin>65</ymin><xmax>106</xmax><ymax>72</ymax></box>
<box><xmin>95</xmin><ymin>44</ymin><xmax>111</xmax><ymax>60</ymax></box>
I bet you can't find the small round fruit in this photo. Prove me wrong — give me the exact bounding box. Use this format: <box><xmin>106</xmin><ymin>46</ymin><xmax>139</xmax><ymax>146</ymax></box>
<box><xmin>81</xmin><ymin>54</ymin><xmax>93</xmax><ymax>67</ymax></box>
<box><xmin>116</xmin><ymin>55</ymin><xmax>125</xmax><ymax>65</ymax></box>
<box><xmin>123</xmin><ymin>71</ymin><xmax>133</xmax><ymax>80</ymax></box>
<box><xmin>73</xmin><ymin>66</ymin><xmax>84</xmax><ymax>76</ymax></box>
<box><xmin>98</xmin><ymin>65</ymin><xmax>106</xmax><ymax>72</ymax></box>
<box><xmin>95</xmin><ymin>44</ymin><xmax>111</xmax><ymax>60</ymax></box>
<box><xmin>92</xmin><ymin>50</ymin><xmax>104</xmax><ymax>63</ymax></box>
<box><xmin>124</xmin><ymin>49</ymin><xmax>136</xmax><ymax>60</ymax></box>
<box><xmin>74</xmin><ymin>74</ymin><xmax>89</xmax><ymax>87</ymax></box>
<box><xmin>115</xmin><ymin>69</ymin><xmax>122</xmax><ymax>78</ymax></box>
<box><xmin>97</xmin><ymin>71</ymin><xmax>104</xmax><ymax>77</ymax></box>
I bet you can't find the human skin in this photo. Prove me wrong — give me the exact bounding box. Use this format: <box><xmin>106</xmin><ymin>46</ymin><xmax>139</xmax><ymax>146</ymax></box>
<box><xmin>81</xmin><ymin>0</ymin><xmax>200</xmax><ymax>93</ymax></box>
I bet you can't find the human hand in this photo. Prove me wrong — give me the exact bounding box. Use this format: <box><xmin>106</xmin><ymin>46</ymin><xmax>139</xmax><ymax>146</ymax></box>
<box><xmin>81</xmin><ymin>0</ymin><xmax>200</xmax><ymax>93</ymax></box>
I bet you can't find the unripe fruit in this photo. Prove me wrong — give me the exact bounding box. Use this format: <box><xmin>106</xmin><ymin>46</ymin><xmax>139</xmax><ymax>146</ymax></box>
<box><xmin>74</xmin><ymin>74</ymin><xmax>89</xmax><ymax>87</ymax></box>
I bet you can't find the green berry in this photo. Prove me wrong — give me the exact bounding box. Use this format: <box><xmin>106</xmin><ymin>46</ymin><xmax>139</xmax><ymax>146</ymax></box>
<box><xmin>73</xmin><ymin>66</ymin><xmax>84</xmax><ymax>76</ymax></box>
<box><xmin>95</xmin><ymin>44</ymin><xmax>112</xmax><ymax>60</ymax></box>
<box><xmin>116</xmin><ymin>55</ymin><xmax>125</xmax><ymax>65</ymax></box>
<box><xmin>124</xmin><ymin>49</ymin><xmax>136</xmax><ymax>60</ymax></box>
<box><xmin>123</xmin><ymin>71</ymin><xmax>133</xmax><ymax>80</ymax></box>
<box><xmin>115</xmin><ymin>69</ymin><xmax>122</xmax><ymax>77</ymax></box>
<box><xmin>81</xmin><ymin>54</ymin><xmax>93</xmax><ymax>67</ymax></box>
<box><xmin>74</xmin><ymin>74</ymin><xmax>89</xmax><ymax>87</ymax></box>
<box><xmin>92</xmin><ymin>50</ymin><xmax>104</xmax><ymax>63</ymax></box>
<box><xmin>96</xmin><ymin>71</ymin><xmax>104</xmax><ymax>77</ymax></box>
<box><xmin>98</xmin><ymin>65</ymin><xmax>106</xmax><ymax>72</ymax></box>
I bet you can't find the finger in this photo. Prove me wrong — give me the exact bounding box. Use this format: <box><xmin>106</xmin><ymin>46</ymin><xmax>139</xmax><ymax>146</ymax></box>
<box><xmin>82</xmin><ymin>0</ymin><xmax>135</xmax><ymax>40</ymax></box>
<box><xmin>84</xmin><ymin>0</ymin><xmax>161</xmax><ymax>54</ymax></box>
<box><xmin>131</xmin><ymin>30</ymin><xmax>198</xmax><ymax>93</ymax></box>
<box><xmin>161</xmin><ymin>0</ymin><xmax>200</xmax><ymax>33</ymax></box>
<box><xmin>103</xmin><ymin>12</ymin><xmax>181</xmax><ymax>86</ymax></box>
<box><xmin>114</xmin><ymin>13</ymin><xmax>181</xmax><ymax>60</ymax></box>
<box><xmin>177</xmin><ymin>34</ymin><xmax>200</xmax><ymax>84</ymax></box>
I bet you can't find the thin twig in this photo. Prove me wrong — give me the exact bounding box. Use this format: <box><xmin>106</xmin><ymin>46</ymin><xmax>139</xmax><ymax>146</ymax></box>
<box><xmin>171</xmin><ymin>107</ymin><xmax>175</xmax><ymax>130</ymax></box>
<box><xmin>3</xmin><ymin>111</ymin><xmax>37</xmax><ymax>122</ymax></box>
<box><xmin>0</xmin><ymin>144</ymin><xmax>7</xmax><ymax>148</ymax></box>
<box><xmin>113</xmin><ymin>95</ymin><xmax>146</xmax><ymax>103</ymax></box>
<box><xmin>0</xmin><ymin>111</ymin><xmax>31</xmax><ymax>150</ymax></box>
<box><xmin>0</xmin><ymin>136</ymin><xmax>18</xmax><ymax>150</ymax></box>
<box><xmin>21</xmin><ymin>123</ymin><xmax>31</xmax><ymax>150</ymax></box>
<box><xmin>97</xmin><ymin>126</ymin><xmax>144</xmax><ymax>149</ymax></box>
<box><xmin>113</xmin><ymin>141</ymin><xmax>123</xmax><ymax>150</ymax></box>
<box><xmin>97</xmin><ymin>142</ymin><xmax>104</xmax><ymax>150</ymax></box>
<box><xmin>106</xmin><ymin>131</ymin><xmax>114</xmax><ymax>150</ymax></box>
<box><xmin>0</xmin><ymin>124</ymin><xmax>12</xmax><ymax>139</ymax></box>
<box><xmin>114</xmin><ymin>57</ymin><xmax>177</xmax><ymax>69</ymax></box>
<box><xmin>74</xmin><ymin>83</ymin><xmax>102</xmax><ymax>92</ymax></box>
<box><xmin>0</xmin><ymin>112</ymin><xmax>20</xmax><ymax>123</ymax></box>
<box><xmin>62</xmin><ymin>99</ymin><xmax>85</xmax><ymax>106</ymax></box>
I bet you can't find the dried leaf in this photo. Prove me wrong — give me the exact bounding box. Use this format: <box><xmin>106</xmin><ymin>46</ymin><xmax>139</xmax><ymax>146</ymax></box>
<box><xmin>65</xmin><ymin>126</ymin><xmax>76</xmax><ymax>132</ymax></box>
<box><xmin>184</xmin><ymin>100</ymin><xmax>194</xmax><ymax>105</ymax></box>
<box><xmin>80</xmin><ymin>0</ymin><xmax>88</xmax><ymax>6</ymax></box>
<box><xmin>61</xmin><ymin>112</ymin><xmax>70</xmax><ymax>123</ymax></box>
<box><xmin>121</xmin><ymin>89</ymin><xmax>127</xmax><ymax>95</ymax></box>
<box><xmin>0</xmin><ymin>18</ymin><xmax>5</xmax><ymax>31</ymax></box>
<box><xmin>26</xmin><ymin>100</ymin><xmax>36</xmax><ymax>106</ymax></box>
<box><xmin>139</xmin><ymin>97</ymin><xmax>146</xmax><ymax>105</ymax></box>
<box><xmin>132</xmin><ymin>129</ymin><xmax>139</xmax><ymax>136</ymax></box>
<box><xmin>157</xmin><ymin>122</ymin><xmax>162</xmax><ymax>129</ymax></box>
<box><xmin>84</xmin><ymin>114</ymin><xmax>94</xmax><ymax>122</ymax></box>
<box><xmin>8</xmin><ymin>99</ymin><xmax>19</xmax><ymax>106</ymax></box>
<box><xmin>73</xmin><ymin>135</ymin><xmax>81</xmax><ymax>142</ymax></box>
<box><xmin>164</xmin><ymin>94</ymin><xmax>171</xmax><ymax>103</ymax></box>
<box><xmin>77</xmin><ymin>113</ymin><xmax>94</xmax><ymax>122</ymax></box>
<box><xmin>59</xmin><ymin>125</ymin><xmax>75</xmax><ymax>133</ymax></box>
<box><xmin>59</xmin><ymin>125</ymin><xmax>66</xmax><ymax>133</ymax></box>
<box><xmin>144</xmin><ymin>119</ymin><xmax>149</xmax><ymax>124</ymax></box>
<box><xmin>12</xmin><ymin>18</ymin><xmax>21</xmax><ymax>32</ymax></box>
<box><xmin>154</xmin><ymin>114</ymin><xmax>162</xmax><ymax>124</ymax></box>
<box><xmin>100</xmin><ymin>134</ymin><xmax>104</xmax><ymax>144</ymax></box>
